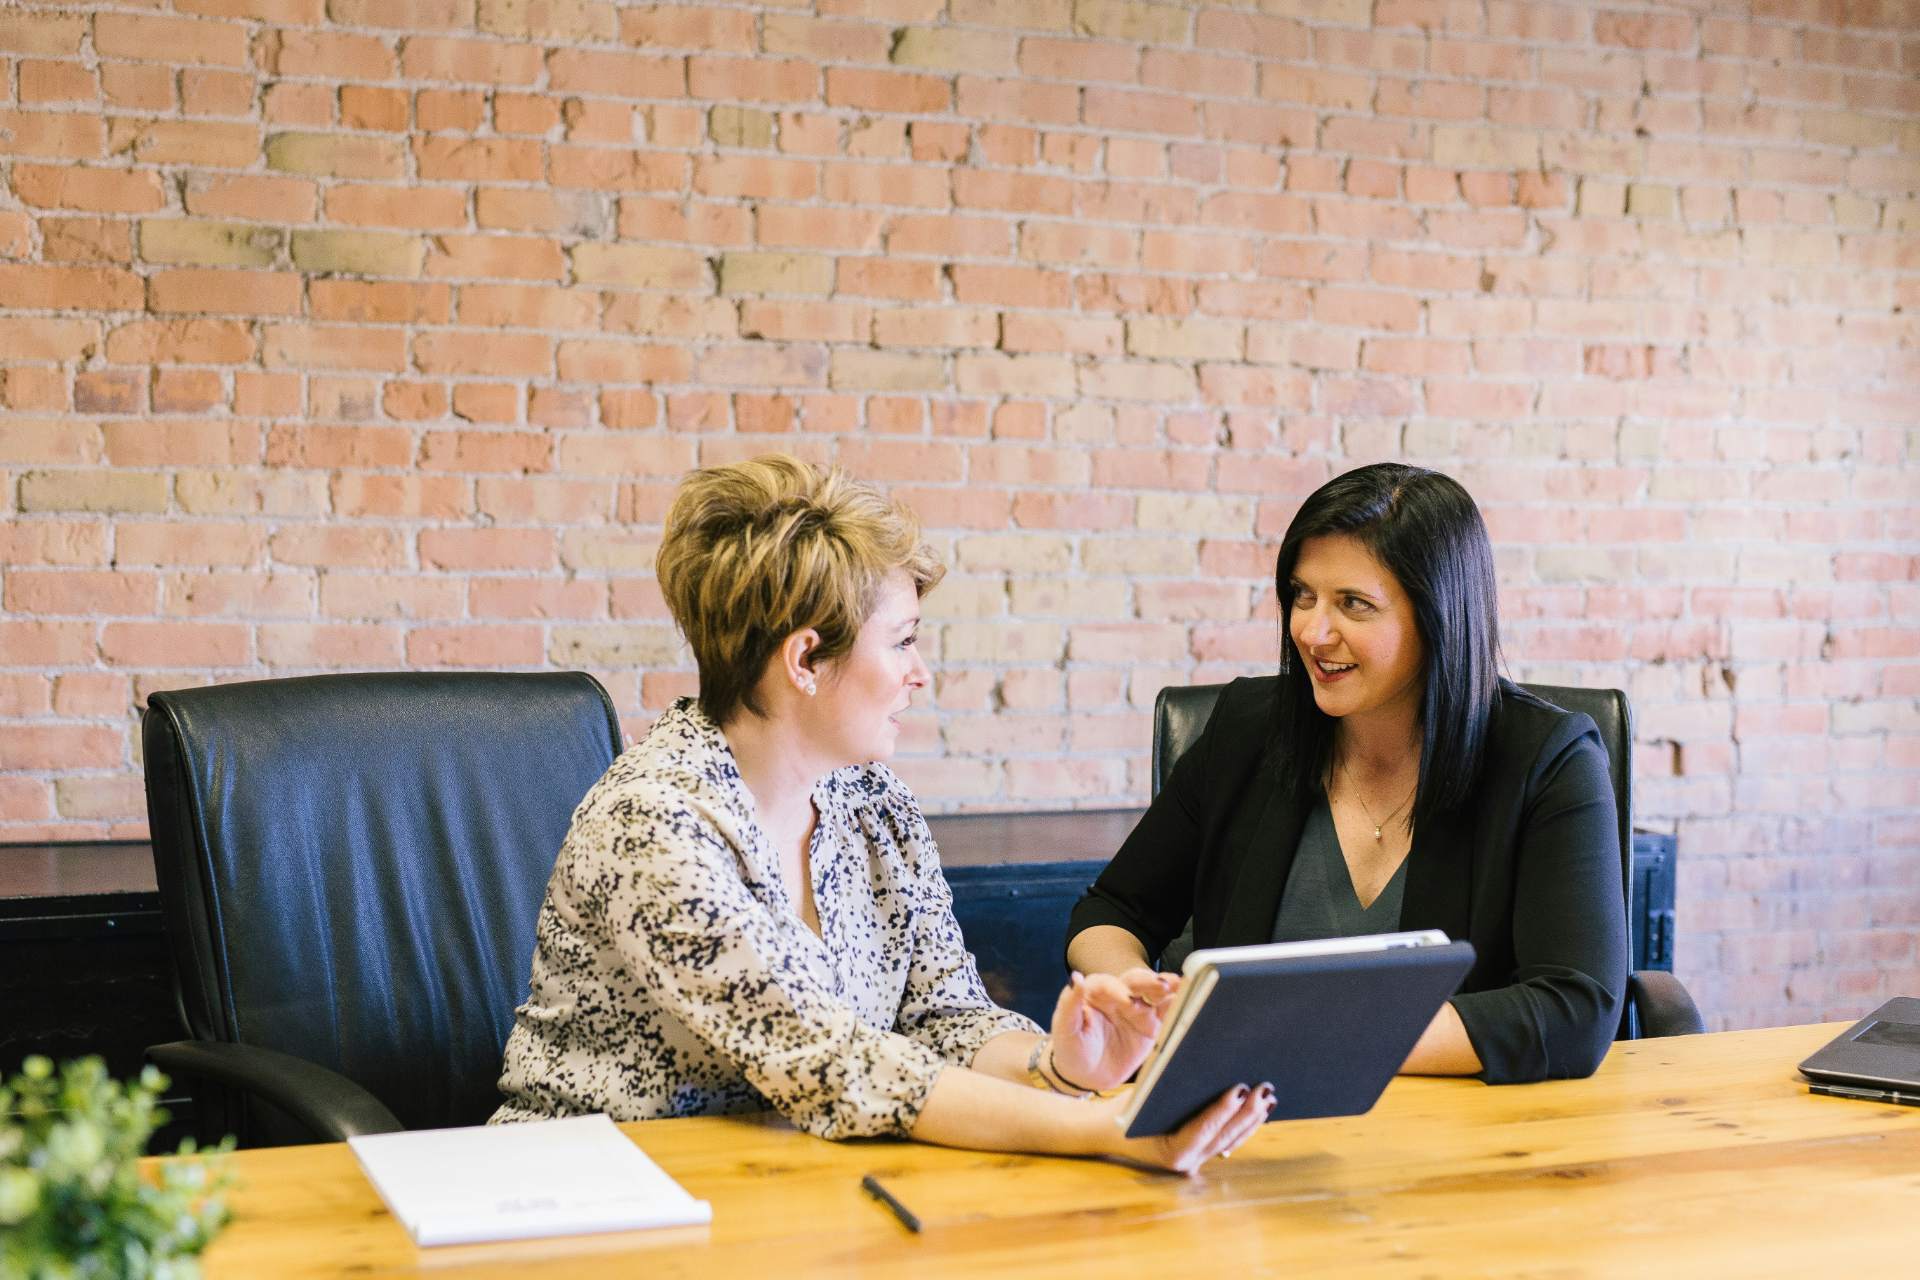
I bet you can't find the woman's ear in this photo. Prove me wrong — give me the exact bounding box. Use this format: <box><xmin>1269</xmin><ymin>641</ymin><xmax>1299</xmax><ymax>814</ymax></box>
<box><xmin>779</xmin><ymin>628</ymin><xmax>822</xmax><ymax>696</ymax></box>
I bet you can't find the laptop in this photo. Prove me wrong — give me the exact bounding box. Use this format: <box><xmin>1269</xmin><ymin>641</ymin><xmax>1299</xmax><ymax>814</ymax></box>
<box><xmin>1798</xmin><ymin>998</ymin><xmax>1920</xmax><ymax>1102</ymax></box>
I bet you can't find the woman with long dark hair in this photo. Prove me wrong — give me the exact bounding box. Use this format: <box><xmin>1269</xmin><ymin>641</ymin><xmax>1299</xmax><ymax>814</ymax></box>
<box><xmin>1066</xmin><ymin>463</ymin><xmax>1627</xmax><ymax>1082</ymax></box>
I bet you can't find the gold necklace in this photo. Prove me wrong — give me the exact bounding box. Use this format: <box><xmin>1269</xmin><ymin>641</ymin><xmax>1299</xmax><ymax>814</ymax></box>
<box><xmin>1339</xmin><ymin>755</ymin><xmax>1416</xmax><ymax>843</ymax></box>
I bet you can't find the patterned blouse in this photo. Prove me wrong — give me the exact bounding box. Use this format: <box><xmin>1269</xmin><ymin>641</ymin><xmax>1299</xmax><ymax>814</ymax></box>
<box><xmin>491</xmin><ymin>698</ymin><xmax>1038</xmax><ymax>1139</ymax></box>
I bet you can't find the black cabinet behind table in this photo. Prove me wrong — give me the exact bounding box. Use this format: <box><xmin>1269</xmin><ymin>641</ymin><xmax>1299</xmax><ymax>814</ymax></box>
<box><xmin>2</xmin><ymin>819</ymin><xmax>1678</xmax><ymax>1148</ymax></box>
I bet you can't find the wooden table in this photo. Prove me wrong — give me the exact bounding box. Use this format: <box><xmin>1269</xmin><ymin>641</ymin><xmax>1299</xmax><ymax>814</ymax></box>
<box><xmin>163</xmin><ymin>1023</ymin><xmax>1920</xmax><ymax>1278</ymax></box>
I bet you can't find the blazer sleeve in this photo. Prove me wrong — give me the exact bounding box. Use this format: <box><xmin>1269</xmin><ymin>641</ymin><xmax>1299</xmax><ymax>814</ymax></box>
<box><xmin>1450</xmin><ymin>725</ymin><xmax>1629</xmax><ymax>1083</ymax></box>
<box><xmin>1066</xmin><ymin>684</ymin><xmax>1241</xmax><ymax>964</ymax></box>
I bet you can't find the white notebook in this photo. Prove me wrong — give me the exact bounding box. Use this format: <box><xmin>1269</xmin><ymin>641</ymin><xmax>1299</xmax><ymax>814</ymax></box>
<box><xmin>348</xmin><ymin>1114</ymin><xmax>713</xmax><ymax>1247</ymax></box>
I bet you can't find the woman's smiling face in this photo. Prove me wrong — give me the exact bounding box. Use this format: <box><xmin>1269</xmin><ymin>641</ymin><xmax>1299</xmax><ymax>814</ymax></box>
<box><xmin>1286</xmin><ymin>534</ymin><xmax>1426</xmax><ymax>727</ymax></box>
<box><xmin>808</xmin><ymin>569</ymin><xmax>929</xmax><ymax>766</ymax></box>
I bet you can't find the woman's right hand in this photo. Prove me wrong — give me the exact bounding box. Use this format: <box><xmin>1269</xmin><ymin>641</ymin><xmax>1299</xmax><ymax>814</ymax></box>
<box><xmin>1097</xmin><ymin>1082</ymin><xmax>1276</xmax><ymax>1175</ymax></box>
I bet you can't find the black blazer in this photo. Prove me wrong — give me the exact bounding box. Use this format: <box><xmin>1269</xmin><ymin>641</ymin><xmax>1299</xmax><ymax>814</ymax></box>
<box><xmin>1068</xmin><ymin>676</ymin><xmax>1628</xmax><ymax>1084</ymax></box>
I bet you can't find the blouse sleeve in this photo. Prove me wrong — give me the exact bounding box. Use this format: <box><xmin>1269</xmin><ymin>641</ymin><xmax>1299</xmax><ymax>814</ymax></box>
<box><xmin>584</xmin><ymin>784</ymin><xmax>950</xmax><ymax>1141</ymax></box>
<box><xmin>1450</xmin><ymin>726</ymin><xmax>1629</xmax><ymax>1083</ymax></box>
<box><xmin>883</xmin><ymin>789</ymin><xmax>1042</xmax><ymax>1060</ymax></box>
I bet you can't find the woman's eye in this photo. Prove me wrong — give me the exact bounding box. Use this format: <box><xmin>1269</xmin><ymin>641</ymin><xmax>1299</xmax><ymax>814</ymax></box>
<box><xmin>1343</xmin><ymin>596</ymin><xmax>1376</xmax><ymax>614</ymax></box>
<box><xmin>899</xmin><ymin>634</ymin><xmax>917</xmax><ymax>649</ymax></box>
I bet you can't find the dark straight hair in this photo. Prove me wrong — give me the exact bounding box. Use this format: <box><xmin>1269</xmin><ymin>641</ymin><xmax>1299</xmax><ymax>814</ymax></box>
<box><xmin>1272</xmin><ymin>462</ymin><xmax>1502</xmax><ymax>831</ymax></box>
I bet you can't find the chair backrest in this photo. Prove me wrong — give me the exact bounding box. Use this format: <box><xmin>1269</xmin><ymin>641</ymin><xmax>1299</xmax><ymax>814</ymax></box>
<box><xmin>1151</xmin><ymin>680</ymin><xmax>1635</xmax><ymax>928</ymax></box>
<box><xmin>143</xmin><ymin>672</ymin><xmax>620</xmax><ymax>1137</ymax></box>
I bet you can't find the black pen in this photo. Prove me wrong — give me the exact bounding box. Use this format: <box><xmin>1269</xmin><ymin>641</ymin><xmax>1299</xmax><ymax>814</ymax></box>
<box><xmin>860</xmin><ymin>1173</ymin><xmax>922</xmax><ymax>1234</ymax></box>
<box><xmin>1809</xmin><ymin>1082</ymin><xmax>1920</xmax><ymax>1107</ymax></box>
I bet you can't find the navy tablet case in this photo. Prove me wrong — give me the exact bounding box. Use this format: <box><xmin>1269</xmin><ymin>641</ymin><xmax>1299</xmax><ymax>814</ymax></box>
<box><xmin>1123</xmin><ymin>941</ymin><xmax>1478</xmax><ymax>1138</ymax></box>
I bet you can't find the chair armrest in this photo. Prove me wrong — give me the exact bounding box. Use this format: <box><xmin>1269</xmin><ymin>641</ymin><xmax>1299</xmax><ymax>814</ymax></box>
<box><xmin>147</xmin><ymin>1040</ymin><xmax>404</xmax><ymax>1142</ymax></box>
<box><xmin>1628</xmin><ymin>970</ymin><xmax>1705</xmax><ymax>1039</ymax></box>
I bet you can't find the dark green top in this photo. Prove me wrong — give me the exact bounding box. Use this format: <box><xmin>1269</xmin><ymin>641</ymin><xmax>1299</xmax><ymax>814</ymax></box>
<box><xmin>1270</xmin><ymin>797</ymin><xmax>1408</xmax><ymax>943</ymax></box>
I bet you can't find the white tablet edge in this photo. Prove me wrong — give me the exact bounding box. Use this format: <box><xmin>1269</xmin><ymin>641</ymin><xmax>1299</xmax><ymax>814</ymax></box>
<box><xmin>1179</xmin><ymin>928</ymin><xmax>1451</xmax><ymax>979</ymax></box>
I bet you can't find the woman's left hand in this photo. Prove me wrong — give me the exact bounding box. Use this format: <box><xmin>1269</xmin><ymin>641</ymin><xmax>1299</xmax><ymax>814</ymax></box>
<box><xmin>1046</xmin><ymin>968</ymin><xmax>1182</xmax><ymax>1093</ymax></box>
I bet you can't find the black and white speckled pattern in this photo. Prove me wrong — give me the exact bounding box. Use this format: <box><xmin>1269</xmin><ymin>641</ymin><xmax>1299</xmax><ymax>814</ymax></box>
<box><xmin>491</xmin><ymin>698</ymin><xmax>1037</xmax><ymax>1139</ymax></box>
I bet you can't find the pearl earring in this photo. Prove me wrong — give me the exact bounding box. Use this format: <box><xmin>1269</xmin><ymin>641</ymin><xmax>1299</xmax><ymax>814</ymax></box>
<box><xmin>802</xmin><ymin>676</ymin><xmax>816</xmax><ymax>696</ymax></box>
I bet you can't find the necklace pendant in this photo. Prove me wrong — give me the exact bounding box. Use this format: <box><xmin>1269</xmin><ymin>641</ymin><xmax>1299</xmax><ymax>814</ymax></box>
<box><xmin>1372</xmin><ymin>825</ymin><xmax>1382</xmax><ymax>842</ymax></box>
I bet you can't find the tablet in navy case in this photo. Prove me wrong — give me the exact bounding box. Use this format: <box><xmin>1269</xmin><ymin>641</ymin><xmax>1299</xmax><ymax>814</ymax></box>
<box><xmin>1122</xmin><ymin>940</ymin><xmax>1477</xmax><ymax>1138</ymax></box>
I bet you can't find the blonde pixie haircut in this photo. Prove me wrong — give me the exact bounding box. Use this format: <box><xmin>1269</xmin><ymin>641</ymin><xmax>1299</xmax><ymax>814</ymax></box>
<box><xmin>656</xmin><ymin>455</ymin><xmax>945</xmax><ymax>726</ymax></box>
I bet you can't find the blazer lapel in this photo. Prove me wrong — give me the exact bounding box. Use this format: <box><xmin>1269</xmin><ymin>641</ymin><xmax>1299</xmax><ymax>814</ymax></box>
<box><xmin>1213</xmin><ymin>742</ymin><xmax>1311</xmax><ymax>946</ymax></box>
<box><xmin>1398</xmin><ymin>804</ymin><xmax>1472</xmax><ymax>941</ymax></box>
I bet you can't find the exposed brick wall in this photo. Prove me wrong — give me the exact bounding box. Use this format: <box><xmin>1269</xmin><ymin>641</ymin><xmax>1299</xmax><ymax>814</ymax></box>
<box><xmin>1</xmin><ymin>0</ymin><xmax>1916</xmax><ymax>1031</ymax></box>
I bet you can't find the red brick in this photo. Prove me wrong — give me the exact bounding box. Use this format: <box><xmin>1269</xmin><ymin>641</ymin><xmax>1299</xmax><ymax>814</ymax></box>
<box><xmin>334</xmin><ymin>85</ymin><xmax>406</xmax><ymax>132</ymax></box>
<box><xmin>407</xmin><ymin>626</ymin><xmax>545</xmax><ymax>668</ymax></box>
<box><xmin>317</xmin><ymin>575</ymin><xmax>462</xmax><ymax>621</ymax></box>
<box><xmin>821</xmin><ymin>161</ymin><xmax>951</xmax><ymax>210</ymax></box>
<box><xmin>148</xmin><ymin>270</ymin><xmax>304</xmax><ymax>317</ymax></box>
<box><xmin>401</xmin><ymin>36</ymin><xmax>543</xmax><ymax>85</ymax></box>
<box><xmin>546</xmin><ymin>48</ymin><xmax>684</xmax><ymax>98</ymax></box>
<box><xmin>260</xmin><ymin>325</ymin><xmax>406</xmax><ymax>372</ymax></box>
<box><xmin>0</xmin><ymin>110</ymin><xmax>104</xmax><ymax>159</ymax></box>
<box><xmin>0</xmin><ymin>14</ymin><xmax>86</xmax><ymax>56</ymax></box>
<box><xmin>262</xmin><ymin>28</ymin><xmax>394</xmax><ymax>79</ymax></box>
<box><xmin>414</xmin><ymin>135</ymin><xmax>545</xmax><ymax>183</ymax></box>
<box><xmin>1595</xmin><ymin>10</ymin><xmax>1696</xmax><ymax>52</ymax></box>
<box><xmin>549</xmin><ymin>146</ymin><xmax>687</xmax><ymax>192</ymax></box>
<box><xmin>414</xmin><ymin>331</ymin><xmax>554</xmax><ymax>378</ymax></box>
<box><xmin>152</xmin><ymin>370</ymin><xmax>226</xmax><ymax>414</ymax></box>
<box><xmin>621</xmin><ymin>4</ymin><xmax>756</xmax><ymax>49</ymax></box>
<box><xmin>20</xmin><ymin>60</ymin><xmax>97</xmax><ymax>105</ymax></box>
<box><xmin>0</xmin><ymin>726</ymin><xmax>125</xmax><ymax>771</ymax></box>
<box><xmin>836</xmin><ymin>257</ymin><xmax>943</xmax><ymax>300</ymax></box>
<box><xmin>688</xmin><ymin>55</ymin><xmax>816</xmax><ymax>102</ymax></box>
<box><xmin>99</xmin><ymin>63</ymin><xmax>175</xmax><ymax>112</ymax></box>
<box><xmin>326</xmin><ymin>474</ymin><xmax>468</xmax><ymax>521</ymax></box>
<box><xmin>6</xmin><ymin>570</ymin><xmax>156</xmax><ymax>616</ymax></box>
<box><xmin>269</xmin><ymin>526</ymin><xmax>405</xmax><ymax>569</ymax></box>
<box><xmin>257</xmin><ymin>623</ymin><xmax>403</xmax><ymax>668</ymax></box>
<box><xmin>471</xmin><ymin>579</ymin><xmax>607</xmax><ymax>621</ymax></box>
<box><xmin>417</xmin><ymin>529</ymin><xmax>555</xmax><ymax>572</ymax></box>
<box><xmin>40</xmin><ymin>219</ymin><xmax>132</xmax><ymax>265</ymax></box>
<box><xmin>95</xmin><ymin>13</ymin><xmax>251</xmax><ymax>67</ymax></box>
<box><xmin>739</xmin><ymin>300</ymin><xmax>871</xmax><ymax>343</ymax></box>
<box><xmin>105</xmin><ymin>318</ymin><xmax>255</xmax><ymax>364</ymax></box>
<box><xmin>827</xmin><ymin>67</ymin><xmax>951</xmax><ymax>113</ymax></box>
<box><xmin>329</xmin><ymin>0</ymin><xmax>470</xmax><ymax>28</ymax></box>
<box><xmin>117</xmin><ymin>521</ymin><xmax>266</xmax><ymax>564</ymax></box>
<box><xmin>262</xmin><ymin>82</ymin><xmax>333</xmax><ymax>127</ymax></box>
<box><xmin>101</xmin><ymin>621</ymin><xmax>250</xmax><ymax>668</ymax></box>
<box><xmin>953</xmin><ymin>170</ymin><xmax>1074</xmax><ymax>215</ymax></box>
<box><xmin>183</xmin><ymin>175</ymin><xmax>316</xmax><ymax>223</ymax></box>
<box><xmin>425</xmin><ymin>234</ymin><xmax>567</xmax><ymax>281</ymax></box>
<box><xmin>417</xmin><ymin>89</ymin><xmax>487</xmax><ymax>131</ymax></box>
<box><xmin>557</xmin><ymin>338</ymin><xmax>690</xmax><ymax>383</ymax></box>
<box><xmin>694</xmin><ymin>156</ymin><xmax>819</xmax><ymax>201</ymax></box>
<box><xmin>0</xmin><ymin>618</ymin><xmax>96</xmax><ymax>665</ymax></box>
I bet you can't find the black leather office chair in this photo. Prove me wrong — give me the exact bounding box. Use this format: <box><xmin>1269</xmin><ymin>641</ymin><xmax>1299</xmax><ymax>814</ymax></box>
<box><xmin>141</xmin><ymin>671</ymin><xmax>622</xmax><ymax>1146</ymax></box>
<box><xmin>1151</xmin><ymin>682</ymin><xmax>1705</xmax><ymax>1040</ymax></box>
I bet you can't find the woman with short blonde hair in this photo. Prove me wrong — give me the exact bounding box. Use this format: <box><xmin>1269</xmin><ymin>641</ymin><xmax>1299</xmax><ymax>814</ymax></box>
<box><xmin>496</xmin><ymin>455</ymin><xmax>1267</xmax><ymax>1172</ymax></box>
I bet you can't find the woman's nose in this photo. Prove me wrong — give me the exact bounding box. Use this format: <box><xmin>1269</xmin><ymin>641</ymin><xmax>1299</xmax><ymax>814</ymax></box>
<box><xmin>907</xmin><ymin>647</ymin><xmax>930</xmax><ymax>687</ymax></box>
<box><xmin>1296</xmin><ymin>605</ymin><xmax>1333</xmax><ymax>647</ymax></box>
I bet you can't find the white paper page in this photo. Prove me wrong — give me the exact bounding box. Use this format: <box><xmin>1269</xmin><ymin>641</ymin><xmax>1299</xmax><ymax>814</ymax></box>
<box><xmin>349</xmin><ymin>1113</ymin><xmax>713</xmax><ymax>1247</ymax></box>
